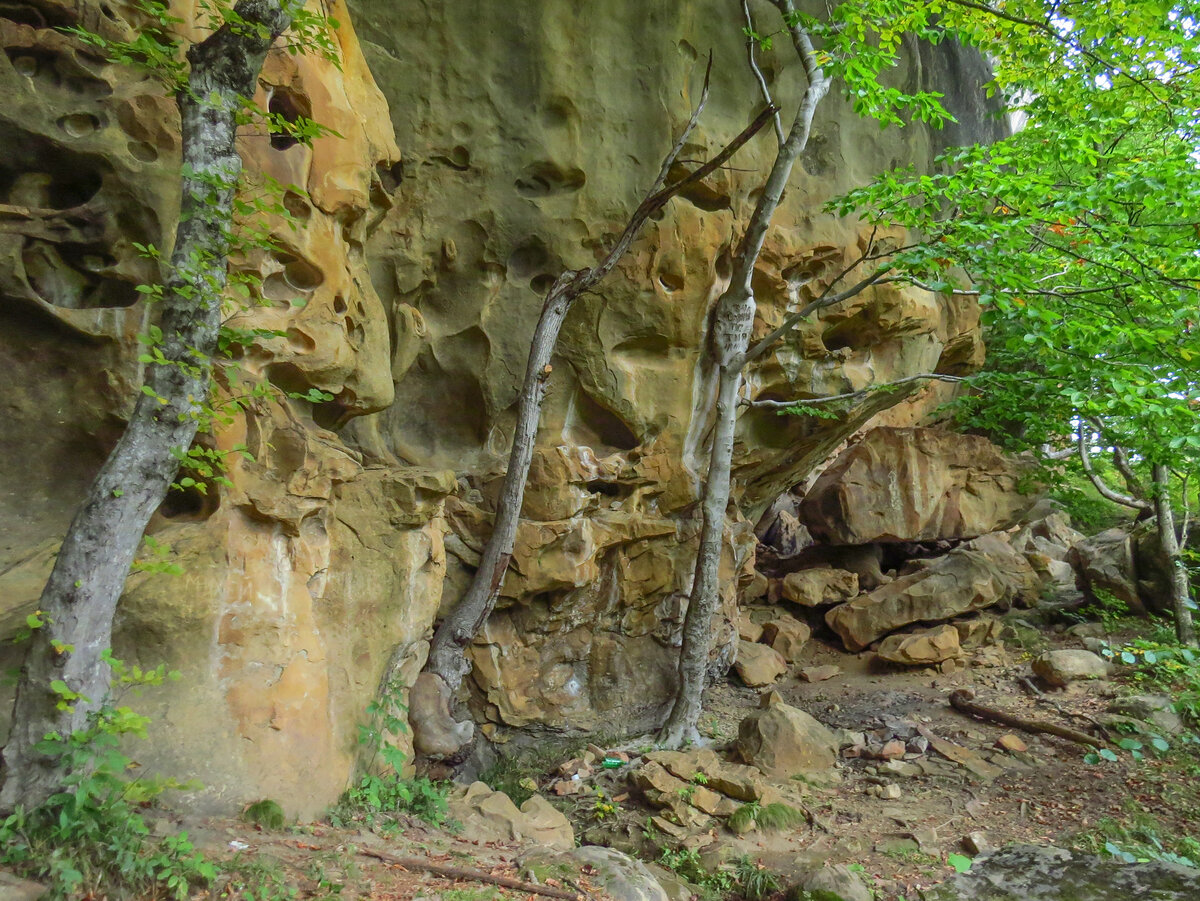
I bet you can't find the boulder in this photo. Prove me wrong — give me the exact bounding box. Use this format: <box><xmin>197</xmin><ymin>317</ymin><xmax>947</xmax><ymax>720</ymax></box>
<box><xmin>760</xmin><ymin>614</ymin><xmax>812</xmax><ymax>663</ymax></box>
<box><xmin>780</xmin><ymin>567</ymin><xmax>859</xmax><ymax>607</ymax></box>
<box><xmin>924</xmin><ymin>844</ymin><xmax>1200</xmax><ymax>901</ymax></box>
<box><xmin>523</xmin><ymin>846</ymin><xmax>669</xmax><ymax>901</ymax></box>
<box><xmin>792</xmin><ymin>864</ymin><xmax>873</xmax><ymax>901</ymax></box>
<box><xmin>826</xmin><ymin>533</ymin><xmax>1038</xmax><ymax>651</ymax></box>
<box><xmin>876</xmin><ymin>624</ymin><xmax>962</xmax><ymax>665</ymax></box>
<box><xmin>799</xmin><ymin>428</ymin><xmax>1035</xmax><ymax>544</ymax></box>
<box><xmin>1069</xmin><ymin>527</ymin><xmax>1141</xmax><ymax>612</ymax></box>
<box><xmin>1032</xmin><ymin>650</ymin><xmax>1111</xmax><ymax>687</ymax></box>
<box><xmin>448</xmin><ymin>782</ymin><xmax>574</xmax><ymax>849</ymax></box>
<box><xmin>738</xmin><ymin>611</ymin><xmax>765</xmax><ymax>643</ymax></box>
<box><xmin>736</xmin><ymin>698</ymin><xmax>839</xmax><ymax>777</ymax></box>
<box><xmin>954</xmin><ymin>615</ymin><xmax>1006</xmax><ymax>649</ymax></box>
<box><xmin>735</xmin><ymin>640</ymin><xmax>788</xmax><ymax>687</ymax></box>
<box><xmin>1107</xmin><ymin>694</ymin><xmax>1185</xmax><ymax>735</ymax></box>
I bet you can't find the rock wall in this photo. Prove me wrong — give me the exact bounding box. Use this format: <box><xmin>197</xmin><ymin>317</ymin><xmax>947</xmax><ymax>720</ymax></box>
<box><xmin>0</xmin><ymin>0</ymin><xmax>1004</xmax><ymax>814</ymax></box>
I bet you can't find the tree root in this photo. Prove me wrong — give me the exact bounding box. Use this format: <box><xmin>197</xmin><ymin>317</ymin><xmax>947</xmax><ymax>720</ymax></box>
<box><xmin>949</xmin><ymin>688</ymin><xmax>1105</xmax><ymax>748</ymax></box>
<box><xmin>357</xmin><ymin>848</ymin><xmax>585</xmax><ymax>899</ymax></box>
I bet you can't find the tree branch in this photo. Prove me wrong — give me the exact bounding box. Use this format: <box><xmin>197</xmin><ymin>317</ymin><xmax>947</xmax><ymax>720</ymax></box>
<box><xmin>1077</xmin><ymin>428</ymin><xmax>1149</xmax><ymax>511</ymax></box>
<box><xmin>742</xmin><ymin>373</ymin><xmax>967</xmax><ymax>408</ymax></box>
<box><xmin>742</xmin><ymin>0</ymin><xmax>785</xmax><ymax>146</ymax></box>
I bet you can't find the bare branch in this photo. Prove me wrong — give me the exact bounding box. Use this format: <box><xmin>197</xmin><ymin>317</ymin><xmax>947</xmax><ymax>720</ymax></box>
<box><xmin>743</xmin><ymin>373</ymin><xmax>968</xmax><ymax>408</ymax></box>
<box><xmin>881</xmin><ymin>274</ymin><xmax>977</xmax><ymax>296</ymax></box>
<box><xmin>742</xmin><ymin>0</ymin><xmax>785</xmax><ymax>146</ymax></box>
<box><xmin>1077</xmin><ymin>428</ymin><xmax>1149</xmax><ymax>511</ymax></box>
<box><xmin>743</xmin><ymin>265</ymin><xmax>891</xmax><ymax>363</ymax></box>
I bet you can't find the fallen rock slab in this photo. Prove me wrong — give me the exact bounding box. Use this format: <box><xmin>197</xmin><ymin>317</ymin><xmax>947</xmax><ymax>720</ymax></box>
<box><xmin>780</xmin><ymin>566</ymin><xmax>859</xmax><ymax>607</ymax></box>
<box><xmin>826</xmin><ymin>533</ymin><xmax>1038</xmax><ymax>651</ymax></box>
<box><xmin>735</xmin><ymin>640</ymin><xmax>788</xmax><ymax>686</ymax></box>
<box><xmin>760</xmin><ymin>613</ymin><xmax>812</xmax><ymax>662</ymax></box>
<box><xmin>449</xmin><ymin>782</ymin><xmax>574</xmax><ymax>850</ymax></box>
<box><xmin>877</xmin><ymin>624</ymin><xmax>962</xmax><ymax>665</ymax></box>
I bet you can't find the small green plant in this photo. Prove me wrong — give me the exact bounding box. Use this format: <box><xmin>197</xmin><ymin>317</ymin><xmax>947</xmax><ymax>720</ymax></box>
<box><xmin>1074</xmin><ymin>813</ymin><xmax>1200</xmax><ymax>868</ymax></box>
<box><xmin>223</xmin><ymin>852</ymin><xmax>298</xmax><ymax>901</ymax></box>
<box><xmin>676</xmin><ymin>784</ymin><xmax>698</xmax><ymax>804</ymax></box>
<box><xmin>243</xmin><ymin>798</ymin><xmax>288</xmax><ymax>830</ymax></box>
<box><xmin>332</xmin><ymin>677</ymin><xmax>449</xmax><ymax>828</ymax></box>
<box><xmin>1078</xmin><ymin>588</ymin><xmax>1132</xmax><ymax>632</ymax></box>
<box><xmin>656</xmin><ymin>847</ymin><xmax>734</xmax><ymax>900</ymax></box>
<box><xmin>592</xmin><ymin>787</ymin><xmax>619</xmax><ymax>821</ymax></box>
<box><xmin>733</xmin><ymin>855</ymin><xmax>781</xmax><ymax>900</ymax></box>
<box><xmin>0</xmin><ymin>656</ymin><xmax>215</xmax><ymax>899</ymax></box>
<box><xmin>727</xmin><ymin>800</ymin><xmax>806</xmax><ymax>833</ymax></box>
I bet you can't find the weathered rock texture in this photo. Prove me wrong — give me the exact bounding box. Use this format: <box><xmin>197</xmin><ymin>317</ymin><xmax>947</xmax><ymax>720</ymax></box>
<box><xmin>799</xmin><ymin>427</ymin><xmax>1035</xmax><ymax>544</ymax></box>
<box><xmin>1</xmin><ymin>0</ymin><xmax>1004</xmax><ymax>812</ymax></box>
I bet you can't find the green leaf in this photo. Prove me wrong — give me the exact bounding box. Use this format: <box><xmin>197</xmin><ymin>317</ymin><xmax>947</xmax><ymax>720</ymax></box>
<box><xmin>948</xmin><ymin>853</ymin><xmax>972</xmax><ymax>873</ymax></box>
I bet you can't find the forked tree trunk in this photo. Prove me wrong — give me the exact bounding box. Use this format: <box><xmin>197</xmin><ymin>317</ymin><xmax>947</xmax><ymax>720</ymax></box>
<box><xmin>1152</xmin><ymin>464</ymin><xmax>1196</xmax><ymax>646</ymax></box>
<box><xmin>657</xmin><ymin>1</ymin><xmax>830</xmax><ymax>748</ymax></box>
<box><xmin>411</xmin><ymin>68</ymin><xmax>777</xmax><ymax>757</ymax></box>
<box><xmin>0</xmin><ymin>0</ymin><xmax>297</xmax><ymax>813</ymax></box>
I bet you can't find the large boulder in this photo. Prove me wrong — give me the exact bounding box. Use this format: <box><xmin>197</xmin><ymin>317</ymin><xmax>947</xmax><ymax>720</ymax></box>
<box><xmin>1068</xmin><ymin>526</ymin><xmax>1141</xmax><ymax>612</ymax></box>
<box><xmin>1033</xmin><ymin>650</ymin><xmax>1111</xmax><ymax>688</ymax></box>
<box><xmin>825</xmin><ymin>533</ymin><xmax>1038</xmax><ymax>651</ymax></box>
<box><xmin>761</xmin><ymin>614</ymin><xmax>813</xmax><ymax>663</ymax></box>
<box><xmin>925</xmin><ymin>844</ymin><xmax>1200</xmax><ymax>901</ymax></box>
<box><xmin>736</xmin><ymin>697</ymin><xmax>839</xmax><ymax>777</ymax></box>
<box><xmin>735</xmin><ymin>640</ymin><xmax>789</xmax><ymax>687</ymax></box>
<box><xmin>798</xmin><ymin>428</ymin><xmax>1035</xmax><ymax>544</ymax></box>
<box><xmin>523</xmin><ymin>846</ymin><xmax>670</xmax><ymax>901</ymax></box>
<box><xmin>780</xmin><ymin>567</ymin><xmax>859</xmax><ymax>607</ymax></box>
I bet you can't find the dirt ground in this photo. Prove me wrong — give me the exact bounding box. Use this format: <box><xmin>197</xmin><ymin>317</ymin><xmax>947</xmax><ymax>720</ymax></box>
<box><xmin>157</xmin><ymin>608</ymin><xmax>1200</xmax><ymax>901</ymax></box>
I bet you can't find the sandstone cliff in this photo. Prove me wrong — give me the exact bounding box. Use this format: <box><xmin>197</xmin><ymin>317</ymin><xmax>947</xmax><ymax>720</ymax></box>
<box><xmin>0</xmin><ymin>0</ymin><xmax>1006</xmax><ymax>816</ymax></box>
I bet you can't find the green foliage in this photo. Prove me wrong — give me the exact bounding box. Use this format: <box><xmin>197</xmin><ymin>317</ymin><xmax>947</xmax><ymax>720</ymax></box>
<box><xmin>1105</xmin><ymin>635</ymin><xmax>1200</xmax><ymax>726</ymax></box>
<box><xmin>727</xmin><ymin>800</ymin><xmax>806</xmax><ymax>834</ymax></box>
<box><xmin>1078</xmin><ymin>589</ymin><xmax>1133</xmax><ymax>633</ymax></box>
<box><xmin>947</xmin><ymin>852</ymin><xmax>972</xmax><ymax>873</ymax></box>
<box><xmin>330</xmin><ymin>678</ymin><xmax>450</xmax><ymax>829</ymax></box>
<box><xmin>733</xmin><ymin>855</ymin><xmax>781</xmax><ymax>901</ymax></box>
<box><xmin>1075</xmin><ymin>813</ymin><xmax>1200</xmax><ymax>869</ymax></box>
<box><xmin>0</xmin><ymin>657</ymin><xmax>213</xmax><ymax>899</ymax></box>
<box><xmin>223</xmin><ymin>852</ymin><xmax>298</xmax><ymax>901</ymax></box>
<box><xmin>656</xmin><ymin>847</ymin><xmax>734</xmax><ymax>901</ymax></box>
<box><xmin>242</xmin><ymin>799</ymin><xmax>288</xmax><ymax>831</ymax></box>
<box><xmin>591</xmin><ymin>787</ymin><xmax>620</xmax><ymax>821</ymax></box>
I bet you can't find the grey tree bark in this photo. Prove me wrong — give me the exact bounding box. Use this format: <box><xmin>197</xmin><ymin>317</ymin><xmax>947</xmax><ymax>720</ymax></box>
<box><xmin>657</xmin><ymin>0</ymin><xmax>831</xmax><ymax>748</ymax></box>
<box><xmin>0</xmin><ymin>0</ymin><xmax>298</xmax><ymax>812</ymax></box>
<box><xmin>411</xmin><ymin>64</ymin><xmax>777</xmax><ymax>758</ymax></box>
<box><xmin>1152</xmin><ymin>463</ymin><xmax>1196</xmax><ymax>646</ymax></box>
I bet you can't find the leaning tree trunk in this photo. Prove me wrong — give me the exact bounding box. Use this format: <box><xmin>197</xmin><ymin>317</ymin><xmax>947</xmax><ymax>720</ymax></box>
<box><xmin>410</xmin><ymin>69</ymin><xmax>777</xmax><ymax>757</ymax></box>
<box><xmin>1152</xmin><ymin>464</ymin><xmax>1196</xmax><ymax>646</ymax></box>
<box><xmin>657</xmin><ymin>1</ymin><xmax>830</xmax><ymax>748</ymax></box>
<box><xmin>0</xmin><ymin>0</ymin><xmax>297</xmax><ymax>813</ymax></box>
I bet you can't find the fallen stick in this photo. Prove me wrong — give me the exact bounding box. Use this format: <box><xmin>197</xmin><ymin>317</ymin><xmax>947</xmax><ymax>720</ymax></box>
<box><xmin>358</xmin><ymin>847</ymin><xmax>585</xmax><ymax>899</ymax></box>
<box><xmin>949</xmin><ymin>689</ymin><xmax>1104</xmax><ymax>748</ymax></box>
<box><xmin>1017</xmin><ymin>675</ymin><xmax>1114</xmax><ymax>742</ymax></box>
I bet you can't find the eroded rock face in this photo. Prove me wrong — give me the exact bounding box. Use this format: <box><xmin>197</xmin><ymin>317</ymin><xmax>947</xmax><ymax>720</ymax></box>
<box><xmin>2</xmin><ymin>0</ymin><xmax>1005</xmax><ymax>810</ymax></box>
<box><xmin>799</xmin><ymin>427</ymin><xmax>1035</xmax><ymax>545</ymax></box>
<box><xmin>0</xmin><ymin>0</ymin><xmax>452</xmax><ymax>819</ymax></box>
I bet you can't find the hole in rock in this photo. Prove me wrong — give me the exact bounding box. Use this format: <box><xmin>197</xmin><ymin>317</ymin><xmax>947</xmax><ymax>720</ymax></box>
<box><xmin>375</xmin><ymin>159</ymin><xmax>403</xmax><ymax>193</ymax></box>
<box><xmin>530</xmin><ymin>273</ymin><xmax>557</xmax><ymax>295</ymax></box>
<box><xmin>21</xmin><ymin>240</ymin><xmax>137</xmax><ymax>308</ymax></box>
<box><xmin>286</xmin><ymin>328</ymin><xmax>316</xmax><ymax>353</ymax></box>
<box><xmin>0</xmin><ymin>3</ymin><xmax>47</xmax><ymax>28</ymax></box>
<box><xmin>313</xmin><ymin>394</ymin><xmax>352</xmax><ymax>430</ymax></box>
<box><xmin>267</xmin><ymin>86</ymin><xmax>311</xmax><ymax>151</ymax></box>
<box><xmin>567</xmin><ymin>389</ymin><xmax>639</xmax><ymax>452</ymax></box>
<box><xmin>514</xmin><ymin>161</ymin><xmax>586</xmax><ymax>198</ymax></box>
<box><xmin>282</xmin><ymin>256</ymin><xmax>323</xmax><ymax>292</ymax></box>
<box><xmin>157</xmin><ymin>482</ymin><xmax>218</xmax><ymax>521</ymax></box>
<box><xmin>332</xmin><ymin>295</ymin><xmax>347</xmax><ymax>315</ymax></box>
<box><xmin>507</xmin><ymin>238</ymin><xmax>552</xmax><ymax>279</ymax></box>
<box><xmin>1</xmin><ymin>166</ymin><xmax>102</xmax><ymax>209</ymax></box>
<box><xmin>282</xmin><ymin>190</ymin><xmax>311</xmax><ymax>221</ymax></box>
<box><xmin>657</xmin><ymin>270</ymin><xmax>684</xmax><ymax>293</ymax></box>
<box><xmin>432</xmin><ymin>145</ymin><xmax>470</xmax><ymax>170</ymax></box>
<box><xmin>666</xmin><ymin>162</ymin><xmax>730</xmax><ymax>212</ymax></box>
<box><xmin>58</xmin><ymin>113</ymin><xmax>100</xmax><ymax>137</ymax></box>
<box><xmin>127</xmin><ymin>140</ymin><xmax>157</xmax><ymax>162</ymax></box>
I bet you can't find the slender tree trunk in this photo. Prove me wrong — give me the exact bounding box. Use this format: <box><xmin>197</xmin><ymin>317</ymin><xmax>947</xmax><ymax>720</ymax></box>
<box><xmin>657</xmin><ymin>1</ymin><xmax>830</xmax><ymax>747</ymax></box>
<box><xmin>1153</xmin><ymin>464</ymin><xmax>1196</xmax><ymax>646</ymax></box>
<box><xmin>0</xmin><ymin>0</ymin><xmax>296</xmax><ymax>813</ymax></box>
<box><xmin>411</xmin><ymin>67</ymin><xmax>777</xmax><ymax>757</ymax></box>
